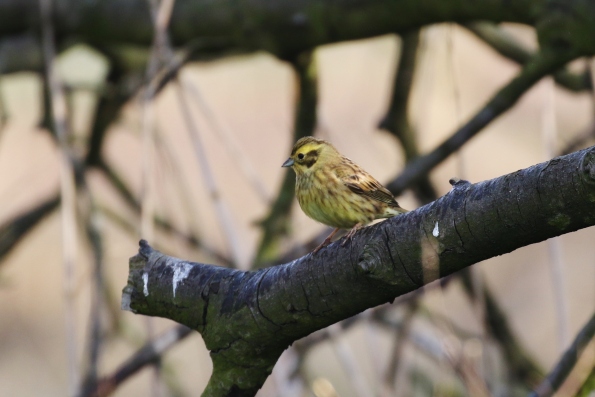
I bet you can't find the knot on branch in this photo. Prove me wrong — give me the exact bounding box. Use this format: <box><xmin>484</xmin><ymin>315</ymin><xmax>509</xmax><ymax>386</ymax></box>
<box><xmin>356</xmin><ymin>227</ymin><xmax>405</xmax><ymax>286</ymax></box>
<box><xmin>449</xmin><ymin>177</ymin><xmax>471</xmax><ymax>189</ymax></box>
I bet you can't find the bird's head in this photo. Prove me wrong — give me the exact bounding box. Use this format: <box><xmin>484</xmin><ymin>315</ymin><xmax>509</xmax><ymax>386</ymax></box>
<box><xmin>282</xmin><ymin>136</ymin><xmax>338</xmax><ymax>175</ymax></box>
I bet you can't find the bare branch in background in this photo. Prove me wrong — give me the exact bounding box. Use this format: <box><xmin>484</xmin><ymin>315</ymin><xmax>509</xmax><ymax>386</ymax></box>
<box><xmin>379</xmin><ymin>28</ymin><xmax>437</xmax><ymax>204</ymax></box>
<box><xmin>40</xmin><ymin>0</ymin><xmax>80</xmax><ymax>392</ymax></box>
<box><xmin>380</xmin><ymin>301</ymin><xmax>417</xmax><ymax>397</ymax></box>
<box><xmin>97</xmin><ymin>161</ymin><xmax>233</xmax><ymax>266</ymax></box>
<box><xmin>465</xmin><ymin>22</ymin><xmax>592</xmax><ymax>92</ymax></box>
<box><xmin>528</xmin><ymin>312</ymin><xmax>595</xmax><ymax>397</ymax></box>
<box><xmin>141</xmin><ymin>0</ymin><xmax>176</xmax><ymax>247</ymax></box>
<box><xmin>182</xmin><ymin>76</ymin><xmax>272</xmax><ymax>204</ymax></box>
<box><xmin>541</xmin><ymin>76</ymin><xmax>570</xmax><ymax>351</ymax></box>
<box><xmin>79</xmin><ymin>189</ymin><xmax>106</xmax><ymax>397</ymax></box>
<box><xmin>0</xmin><ymin>193</ymin><xmax>60</xmax><ymax>265</ymax></box>
<box><xmin>253</xmin><ymin>52</ymin><xmax>318</xmax><ymax>267</ymax></box>
<box><xmin>387</xmin><ymin>49</ymin><xmax>577</xmax><ymax>195</ymax></box>
<box><xmin>174</xmin><ymin>81</ymin><xmax>243</xmax><ymax>267</ymax></box>
<box><xmin>327</xmin><ymin>323</ymin><xmax>375</xmax><ymax>397</ymax></box>
<box><xmin>0</xmin><ymin>79</ymin><xmax>7</xmax><ymax>131</ymax></box>
<box><xmin>86</xmin><ymin>325</ymin><xmax>193</xmax><ymax>397</ymax></box>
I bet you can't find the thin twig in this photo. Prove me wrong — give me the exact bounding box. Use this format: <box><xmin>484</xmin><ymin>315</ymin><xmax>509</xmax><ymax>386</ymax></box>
<box><xmin>327</xmin><ymin>323</ymin><xmax>375</xmax><ymax>397</ymax></box>
<box><xmin>528</xmin><ymin>312</ymin><xmax>595</xmax><ymax>397</ymax></box>
<box><xmin>182</xmin><ymin>76</ymin><xmax>272</xmax><ymax>204</ymax></box>
<box><xmin>141</xmin><ymin>1</ymin><xmax>176</xmax><ymax>395</ymax></box>
<box><xmin>0</xmin><ymin>78</ymin><xmax>7</xmax><ymax>132</ymax></box>
<box><xmin>79</xmin><ymin>188</ymin><xmax>105</xmax><ymax>397</ymax></box>
<box><xmin>40</xmin><ymin>0</ymin><xmax>80</xmax><ymax>394</ymax></box>
<box><xmin>380</xmin><ymin>301</ymin><xmax>418</xmax><ymax>397</ymax></box>
<box><xmin>541</xmin><ymin>76</ymin><xmax>570</xmax><ymax>351</ymax></box>
<box><xmin>253</xmin><ymin>52</ymin><xmax>317</xmax><ymax>268</ymax></box>
<box><xmin>97</xmin><ymin>161</ymin><xmax>232</xmax><ymax>266</ymax></box>
<box><xmin>174</xmin><ymin>81</ymin><xmax>243</xmax><ymax>267</ymax></box>
<box><xmin>86</xmin><ymin>325</ymin><xmax>193</xmax><ymax>397</ymax></box>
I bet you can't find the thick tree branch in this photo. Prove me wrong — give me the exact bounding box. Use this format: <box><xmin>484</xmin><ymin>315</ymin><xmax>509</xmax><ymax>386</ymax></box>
<box><xmin>0</xmin><ymin>0</ymin><xmax>537</xmax><ymax>56</ymax></box>
<box><xmin>2</xmin><ymin>0</ymin><xmax>595</xmax><ymax>58</ymax></box>
<box><xmin>123</xmin><ymin>146</ymin><xmax>595</xmax><ymax>396</ymax></box>
<box><xmin>465</xmin><ymin>22</ymin><xmax>592</xmax><ymax>92</ymax></box>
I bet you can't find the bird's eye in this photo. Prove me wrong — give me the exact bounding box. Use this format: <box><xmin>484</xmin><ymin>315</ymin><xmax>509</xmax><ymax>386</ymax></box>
<box><xmin>297</xmin><ymin>153</ymin><xmax>305</xmax><ymax>160</ymax></box>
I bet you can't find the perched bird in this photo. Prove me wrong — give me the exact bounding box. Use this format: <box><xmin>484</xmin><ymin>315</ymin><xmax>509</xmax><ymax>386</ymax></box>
<box><xmin>282</xmin><ymin>136</ymin><xmax>408</xmax><ymax>253</ymax></box>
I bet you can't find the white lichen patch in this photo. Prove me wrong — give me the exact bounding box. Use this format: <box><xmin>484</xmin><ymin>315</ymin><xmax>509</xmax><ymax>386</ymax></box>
<box><xmin>432</xmin><ymin>222</ymin><xmax>440</xmax><ymax>237</ymax></box>
<box><xmin>142</xmin><ymin>272</ymin><xmax>149</xmax><ymax>297</ymax></box>
<box><xmin>172</xmin><ymin>262</ymin><xmax>193</xmax><ymax>298</ymax></box>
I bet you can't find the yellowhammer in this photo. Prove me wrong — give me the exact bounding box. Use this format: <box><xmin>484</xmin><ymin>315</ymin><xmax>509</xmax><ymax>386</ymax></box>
<box><xmin>282</xmin><ymin>136</ymin><xmax>408</xmax><ymax>253</ymax></box>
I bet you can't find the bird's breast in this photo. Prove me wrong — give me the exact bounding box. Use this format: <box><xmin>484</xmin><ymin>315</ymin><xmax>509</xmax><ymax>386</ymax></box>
<box><xmin>295</xmin><ymin>171</ymin><xmax>377</xmax><ymax>229</ymax></box>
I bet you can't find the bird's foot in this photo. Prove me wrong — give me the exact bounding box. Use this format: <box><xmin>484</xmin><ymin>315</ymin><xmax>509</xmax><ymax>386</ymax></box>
<box><xmin>312</xmin><ymin>228</ymin><xmax>340</xmax><ymax>254</ymax></box>
<box><xmin>341</xmin><ymin>223</ymin><xmax>363</xmax><ymax>246</ymax></box>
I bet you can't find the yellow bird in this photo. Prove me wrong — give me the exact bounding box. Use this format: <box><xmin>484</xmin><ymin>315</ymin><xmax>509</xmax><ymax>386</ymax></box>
<box><xmin>282</xmin><ymin>136</ymin><xmax>408</xmax><ymax>253</ymax></box>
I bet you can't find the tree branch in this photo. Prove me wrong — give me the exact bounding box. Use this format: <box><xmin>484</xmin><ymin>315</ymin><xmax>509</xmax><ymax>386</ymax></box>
<box><xmin>123</xmin><ymin>146</ymin><xmax>595</xmax><ymax>396</ymax></box>
<box><xmin>0</xmin><ymin>192</ymin><xmax>60</xmax><ymax>265</ymax></box>
<box><xmin>529</xmin><ymin>312</ymin><xmax>595</xmax><ymax>397</ymax></box>
<box><xmin>387</xmin><ymin>49</ymin><xmax>576</xmax><ymax>195</ymax></box>
<box><xmin>465</xmin><ymin>22</ymin><xmax>592</xmax><ymax>92</ymax></box>
<box><xmin>88</xmin><ymin>325</ymin><xmax>193</xmax><ymax>397</ymax></box>
<box><xmin>254</xmin><ymin>52</ymin><xmax>317</xmax><ymax>268</ymax></box>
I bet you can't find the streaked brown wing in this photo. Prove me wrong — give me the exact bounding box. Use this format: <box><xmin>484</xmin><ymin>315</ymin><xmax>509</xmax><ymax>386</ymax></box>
<box><xmin>335</xmin><ymin>162</ymin><xmax>399</xmax><ymax>207</ymax></box>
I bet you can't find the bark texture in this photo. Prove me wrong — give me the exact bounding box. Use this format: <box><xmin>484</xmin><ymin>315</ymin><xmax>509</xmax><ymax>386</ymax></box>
<box><xmin>123</xmin><ymin>146</ymin><xmax>595</xmax><ymax>396</ymax></box>
<box><xmin>2</xmin><ymin>0</ymin><xmax>595</xmax><ymax>65</ymax></box>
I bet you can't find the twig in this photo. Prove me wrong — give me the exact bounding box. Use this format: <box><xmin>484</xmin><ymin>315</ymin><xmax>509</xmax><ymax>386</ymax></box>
<box><xmin>528</xmin><ymin>312</ymin><xmax>595</xmax><ymax>397</ymax></box>
<box><xmin>141</xmin><ymin>1</ymin><xmax>176</xmax><ymax>394</ymax></box>
<box><xmin>460</xmin><ymin>273</ymin><xmax>544</xmax><ymax>385</ymax></box>
<box><xmin>174</xmin><ymin>81</ymin><xmax>243</xmax><ymax>267</ymax></box>
<box><xmin>84</xmin><ymin>59</ymin><xmax>130</xmax><ymax>167</ymax></box>
<box><xmin>541</xmin><ymin>76</ymin><xmax>570</xmax><ymax>351</ymax></box>
<box><xmin>0</xmin><ymin>78</ymin><xmax>7</xmax><ymax>131</ymax></box>
<box><xmin>379</xmin><ymin>29</ymin><xmax>437</xmax><ymax>204</ymax></box>
<box><xmin>79</xmin><ymin>189</ymin><xmax>106</xmax><ymax>397</ymax></box>
<box><xmin>386</xmin><ymin>49</ymin><xmax>577</xmax><ymax>195</ymax></box>
<box><xmin>270</xmin><ymin>348</ymin><xmax>306</xmax><ymax>397</ymax></box>
<box><xmin>39</xmin><ymin>0</ymin><xmax>80</xmax><ymax>394</ymax></box>
<box><xmin>182</xmin><ymin>76</ymin><xmax>272</xmax><ymax>204</ymax></box>
<box><xmin>327</xmin><ymin>323</ymin><xmax>375</xmax><ymax>397</ymax></box>
<box><xmin>0</xmin><ymin>192</ymin><xmax>60</xmax><ymax>265</ymax></box>
<box><xmin>97</xmin><ymin>161</ymin><xmax>232</xmax><ymax>266</ymax></box>
<box><xmin>380</xmin><ymin>301</ymin><xmax>418</xmax><ymax>397</ymax></box>
<box><xmin>86</xmin><ymin>325</ymin><xmax>193</xmax><ymax>397</ymax></box>
<box><xmin>253</xmin><ymin>52</ymin><xmax>317</xmax><ymax>267</ymax></box>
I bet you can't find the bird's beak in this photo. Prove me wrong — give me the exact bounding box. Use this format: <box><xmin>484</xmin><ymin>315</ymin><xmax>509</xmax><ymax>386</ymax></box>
<box><xmin>282</xmin><ymin>158</ymin><xmax>294</xmax><ymax>167</ymax></box>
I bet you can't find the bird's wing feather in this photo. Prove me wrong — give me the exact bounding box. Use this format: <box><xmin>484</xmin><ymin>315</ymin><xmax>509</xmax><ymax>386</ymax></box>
<box><xmin>334</xmin><ymin>161</ymin><xmax>400</xmax><ymax>207</ymax></box>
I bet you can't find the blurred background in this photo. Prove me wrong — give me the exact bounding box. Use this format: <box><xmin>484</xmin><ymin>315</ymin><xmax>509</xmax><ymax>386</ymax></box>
<box><xmin>0</xmin><ymin>2</ymin><xmax>594</xmax><ymax>396</ymax></box>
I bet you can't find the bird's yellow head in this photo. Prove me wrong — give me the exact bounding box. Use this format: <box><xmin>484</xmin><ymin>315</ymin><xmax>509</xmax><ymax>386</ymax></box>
<box><xmin>281</xmin><ymin>136</ymin><xmax>338</xmax><ymax>175</ymax></box>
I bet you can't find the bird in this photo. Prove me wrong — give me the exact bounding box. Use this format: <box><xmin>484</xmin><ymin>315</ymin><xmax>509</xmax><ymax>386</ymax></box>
<box><xmin>282</xmin><ymin>136</ymin><xmax>408</xmax><ymax>253</ymax></box>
